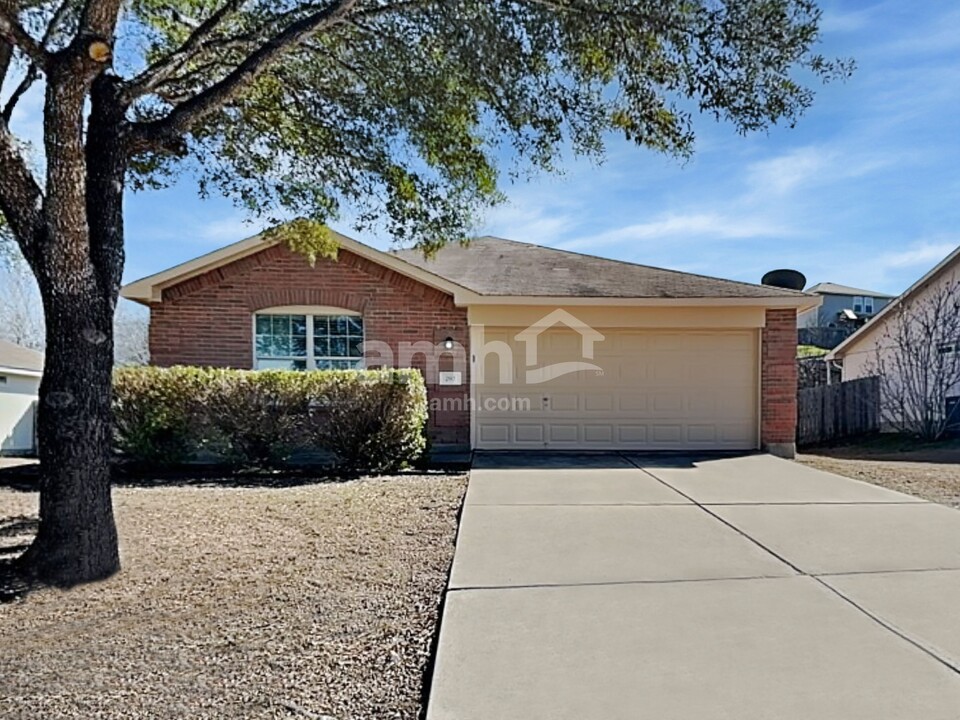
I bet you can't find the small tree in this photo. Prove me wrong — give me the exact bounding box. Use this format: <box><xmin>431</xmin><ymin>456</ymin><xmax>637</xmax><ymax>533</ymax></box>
<box><xmin>0</xmin><ymin>257</ymin><xmax>44</xmax><ymax>350</ymax></box>
<box><xmin>0</xmin><ymin>0</ymin><xmax>850</xmax><ymax>586</ymax></box>
<box><xmin>869</xmin><ymin>276</ymin><xmax>960</xmax><ymax>440</ymax></box>
<box><xmin>114</xmin><ymin>302</ymin><xmax>149</xmax><ymax>366</ymax></box>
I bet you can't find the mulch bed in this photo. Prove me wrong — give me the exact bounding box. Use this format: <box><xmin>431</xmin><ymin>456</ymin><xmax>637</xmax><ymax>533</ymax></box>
<box><xmin>0</xmin><ymin>472</ymin><xmax>467</xmax><ymax>719</ymax></box>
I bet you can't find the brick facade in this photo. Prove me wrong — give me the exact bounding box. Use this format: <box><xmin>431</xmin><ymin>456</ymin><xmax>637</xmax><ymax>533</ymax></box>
<box><xmin>149</xmin><ymin>245</ymin><xmax>471</xmax><ymax>446</ymax></box>
<box><xmin>761</xmin><ymin>308</ymin><xmax>798</xmax><ymax>456</ymax></box>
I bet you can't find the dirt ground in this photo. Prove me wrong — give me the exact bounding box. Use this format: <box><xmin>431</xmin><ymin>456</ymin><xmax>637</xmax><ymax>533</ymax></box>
<box><xmin>798</xmin><ymin>438</ymin><xmax>960</xmax><ymax>508</ymax></box>
<box><xmin>0</xmin><ymin>473</ymin><xmax>467</xmax><ymax>720</ymax></box>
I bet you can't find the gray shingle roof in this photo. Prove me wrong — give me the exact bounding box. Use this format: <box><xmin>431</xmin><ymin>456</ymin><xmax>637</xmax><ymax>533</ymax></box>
<box><xmin>392</xmin><ymin>236</ymin><xmax>808</xmax><ymax>299</ymax></box>
<box><xmin>0</xmin><ymin>339</ymin><xmax>43</xmax><ymax>373</ymax></box>
<box><xmin>805</xmin><ymin>282</ymin><xmax>896</xmax><ymax>298</ymax></box>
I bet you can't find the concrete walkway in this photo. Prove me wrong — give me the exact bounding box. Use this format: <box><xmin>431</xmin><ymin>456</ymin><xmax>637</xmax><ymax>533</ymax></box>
<box><xmin>427</xmin><ymin>453</ymin><xmax>960</xmax><ymax>719</ymax></box>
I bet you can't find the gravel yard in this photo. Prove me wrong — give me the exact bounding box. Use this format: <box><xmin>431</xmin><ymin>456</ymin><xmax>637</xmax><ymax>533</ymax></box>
<box><xmin>798</xmin><ymin>442</ymin><xmax>960</xmax><ymax>508</ymax></box>
<box><xmin>0</xmin><ymin>473</ymin><xmax>467</xmax><ymax>720</ymax></box>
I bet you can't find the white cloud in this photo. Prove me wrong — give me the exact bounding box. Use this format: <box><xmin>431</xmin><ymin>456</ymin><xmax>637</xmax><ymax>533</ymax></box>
<box><xmin>480</xmin><ymin>198</ymin><xmax>579</xmax><ymax>246</ymax></box>
<box><xmin>745</xmin><ymin>146</ymin><xmax>832</xmax><ymax>196</ymax></box>
<box><xmin>744</xmin><ymin>144</ymin><xmax>894</xmax><ymax>201</ymax></box>
<box><xmin>820</xmin><ymin>7</ymin><xmax>875</xmax><ymax>34</ymax></box>
<box><xmin>876</xmin><ymin>241</ymin><xmax>958</xmax><ymax>270</ymax></box>
<box><xmin>558</xmin><ymin>211</ymin><xmax>793</xmax><ymax>251</ymax></box>
<box><xmin>196</xmin><ymin>215</ymin><xmax>266</xmax><ymax>244</ymax></box>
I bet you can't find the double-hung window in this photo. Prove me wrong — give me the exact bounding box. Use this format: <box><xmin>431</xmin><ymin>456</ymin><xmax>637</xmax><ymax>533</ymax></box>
<box><xmin>852</xmin><ymin>296</ymin><xmax>875</xmax><ymax>314</ymax></box>
<box><xmin>254</xmin><ymin>309</ymin><xmax>364</xmax><ymax>370</ymax></box>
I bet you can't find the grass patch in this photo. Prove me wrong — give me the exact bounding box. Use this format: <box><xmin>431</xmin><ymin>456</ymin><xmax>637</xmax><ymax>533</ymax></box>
<box><xmin>0</xmin><ymin>474</ymin><xmax>467</xmax><ymax>719</ymax></box>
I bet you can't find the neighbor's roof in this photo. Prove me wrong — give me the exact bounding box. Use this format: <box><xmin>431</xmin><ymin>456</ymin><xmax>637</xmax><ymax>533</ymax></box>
<box><xmin>829</xmin><ymin>244</ymin><xmax>960</xmax><ymax>360</ymax></box>
<box><xmin>805</xmin><ymin>282</ymin><xmax>896</xmax><ymax>299</ymax></box>
<box><xmin>0</xmin><ymin>339</ymin><xmax>44</xmax><ymax>375</ymax></box>
<box><xmin>393</xmin><ymin>236</ymin><xmax>809</xmax><ymax>299</ymax></box>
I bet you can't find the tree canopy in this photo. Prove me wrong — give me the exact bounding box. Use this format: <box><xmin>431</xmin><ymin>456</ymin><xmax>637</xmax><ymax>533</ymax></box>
<box><xmin>3</xmin><ymin>0</ymin><xmax>850</xmax><ymax>255</ymax></box>
<box><xmin>0</xmin><ymin>0</ymin><xmax>849</xmax><ymax>587</ymax></box>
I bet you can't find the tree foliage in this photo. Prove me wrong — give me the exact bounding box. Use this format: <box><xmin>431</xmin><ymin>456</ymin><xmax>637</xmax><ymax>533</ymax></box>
<box><xmin>0</xmin><ymin>0</ymin><xmax>849</xmax><ymax>586</ymax></box>
<box><xmin>3</xmin><ymin>0</ymin><xmax>849</xmax><ymax>255</ymax></box>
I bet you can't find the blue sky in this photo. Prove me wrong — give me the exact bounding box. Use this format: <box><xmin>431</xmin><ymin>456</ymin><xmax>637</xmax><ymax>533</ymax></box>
<box><xmin>11</xmin><ymin>0</ymin><xmax>960</xmax><ymax>297</ymax></box>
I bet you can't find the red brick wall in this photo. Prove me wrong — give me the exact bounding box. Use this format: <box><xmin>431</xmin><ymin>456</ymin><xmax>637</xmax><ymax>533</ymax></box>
<box><xmin>149</xmin><ymin>245</ymin><xmax>470</xmax><ymax>445</ymax></box>
<box><xmin>761</xmin><ymin>308</ymin><xmax>798</xmax><ymax>448</ymax></box>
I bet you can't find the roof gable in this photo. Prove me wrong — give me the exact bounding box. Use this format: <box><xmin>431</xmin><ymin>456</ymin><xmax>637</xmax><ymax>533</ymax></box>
<box><xmin>121</xmin><ymin>229</ymin><xmax>470</xmax><ymax>304</ymax></box>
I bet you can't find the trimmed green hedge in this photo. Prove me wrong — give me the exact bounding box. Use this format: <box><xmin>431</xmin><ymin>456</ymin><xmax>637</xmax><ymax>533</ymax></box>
<box><xmin>112</xmin><ymin>366</ymin><xmax>428</xmax><ymax>471</ymax></box>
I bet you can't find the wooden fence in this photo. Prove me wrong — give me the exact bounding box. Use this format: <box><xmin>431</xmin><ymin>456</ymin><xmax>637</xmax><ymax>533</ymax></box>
<box><xmin>797</xmin><ymin>376</ymin><xmax>880</xmax><ymax>447</ymax></box>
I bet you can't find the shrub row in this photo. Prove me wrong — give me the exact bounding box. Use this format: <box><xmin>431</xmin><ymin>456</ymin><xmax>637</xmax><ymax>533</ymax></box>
<box><xmin>112</xmin><ymin>366</ymin><xmax>428</xmax><ymax>472</ymax></box>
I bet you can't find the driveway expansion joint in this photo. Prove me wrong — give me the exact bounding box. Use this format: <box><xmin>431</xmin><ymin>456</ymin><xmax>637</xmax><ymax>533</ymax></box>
<box><xmin>618</xmin><ymin>452</ymin><xmax>960</xmax><ymax>680</ymax></box>
<box><xmin>448</xmin><ymin>573</ymin><xmax>799</xmax><ymax>593</ymax></box>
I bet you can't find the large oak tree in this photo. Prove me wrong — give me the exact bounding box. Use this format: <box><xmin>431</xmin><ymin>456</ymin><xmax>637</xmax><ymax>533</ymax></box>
<box><xmin>0</xmin><ymin>0</ymin><xmax>848</xmax><ymax>586</ymax></box>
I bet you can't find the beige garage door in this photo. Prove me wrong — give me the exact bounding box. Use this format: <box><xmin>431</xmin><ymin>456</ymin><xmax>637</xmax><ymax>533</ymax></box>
<box><xmin>474</xmin><ymin>327</ymin><xmax>759</xmax><ymax>450</ymax></box>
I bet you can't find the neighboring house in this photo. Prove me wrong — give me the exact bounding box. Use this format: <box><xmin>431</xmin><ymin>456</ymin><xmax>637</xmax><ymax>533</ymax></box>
<box><xmin>828</xmin><ymin>246</ymin><xmax>960</xmax><ymax>389</ymax></box>
<box><xmin>121</xmin><ymin>233</ymin><xmax>819</xmax><ymax>457</ymax></box>
<box><xmin>797</xmin><ymin>282</ymin><xmax>895</xmax><ymax>349</ymax></box>
<box><xmin>0</xmin><ymin>339</ymin><xmax>43</xmax><ymax>454</ymax></box>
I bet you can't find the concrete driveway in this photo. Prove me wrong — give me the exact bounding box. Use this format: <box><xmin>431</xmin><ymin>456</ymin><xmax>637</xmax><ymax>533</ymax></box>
<box><xmin>427</xmin><ymin>453</ymin><xmax>960</xmax><ymax>719</ymax></box>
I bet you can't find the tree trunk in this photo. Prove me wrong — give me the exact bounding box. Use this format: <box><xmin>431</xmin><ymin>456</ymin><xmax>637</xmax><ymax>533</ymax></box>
<box><xmin>18</xmin><ymin>276</ymin><xmax>120</xmax><ymax>585</ymax></box>
<box><xmin>15</xmin><ymin>71</ymin><xmax>127</xmax><ymax>587</ymax></box>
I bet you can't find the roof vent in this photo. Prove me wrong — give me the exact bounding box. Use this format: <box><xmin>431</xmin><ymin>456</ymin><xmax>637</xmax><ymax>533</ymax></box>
<box><xmin>761</xmin><ymin>269</ymin><xmax>806</xmax><ymax>291</ymax></box>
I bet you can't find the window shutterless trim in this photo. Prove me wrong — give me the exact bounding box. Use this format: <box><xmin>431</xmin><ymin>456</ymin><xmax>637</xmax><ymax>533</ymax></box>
<box><xmin>252</xmin><ymin>310</ymin><xmax>365</xmax><ymax>371</ymax></box>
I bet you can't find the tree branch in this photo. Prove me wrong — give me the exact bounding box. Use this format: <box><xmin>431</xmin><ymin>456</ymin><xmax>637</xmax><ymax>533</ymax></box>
<box><xmin>77</xmin><ymin>0</ymin><xmax>123</xmax><ymax>39</ymax></box>
<box><xmin>0</xmin><ymin>10</ymin><xmax>50</xmax><ymax>70</ymax></box>
<box><xmin>0</xmin><ymin>40</ymin><xmax>12</xmax><ymax>89</ymax></box>
<box><xmin>129</xmin><ymin>0</ymin><xmax>359</xmax><ymax>151</ymax></box>
<box><xmin>0</xmin><ymin>123</ymin><xmax>44</xmax><ymax>263</ymax></box>
<box><xmin>121</xmin><ymin>0</ymin><xmax>248</xmax><ymax>102</ymax></box>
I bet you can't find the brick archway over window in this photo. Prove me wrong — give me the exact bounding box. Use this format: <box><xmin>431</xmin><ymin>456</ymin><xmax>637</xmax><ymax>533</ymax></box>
<box><xmin>245</xmin><ymin>289</ymin><xmax>369</xmax><ymax>313</ymax></box>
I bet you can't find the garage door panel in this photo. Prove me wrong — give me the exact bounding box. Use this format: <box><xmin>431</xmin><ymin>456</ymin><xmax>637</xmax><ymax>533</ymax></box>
<box><xmin>514</xmin><ymin>424</ymin><xmax>545</xmax><ymax>443</ymax></box>
<box><xmin>584</xmin><ymin>394</ymin><xmax>614</xmax><ymax>412</ymax></box>
<box><xmin>619</xmin><ymin>393</ymin><xmax>649</xmax><ymax>412</ymax></box>
<box><xmin>583</xmin><ymin>425</ymin><xmax>614</xmax><ymax>443</ymax></box>
<box><xmin>618</xmin><ymin>425</ymin><xmax>648</xmax><ymax>443</ymax></box>
<box><xmin>474</xmin><ymin>328</ymin><xmax>758</xmax><ymax>450</ymax></box>
<box><xmin>479</xmin><ymin>424</ymin><xmax>510</xmax><ymax>444</ymax></box>
<box><xmin>549</xmin><ymin>393</ymin><xmax>580</xmax><ymax>411</ymax></box>
<box><xmin>651</xmin><ymin>392</ymin><xmax>684</xmax><ymax>413</ymax></box>
<box><xmin>651</xmin><ymin>425</ymin><xmax>683</xmax><ymax>444</ymax></box>
<box><xmin>687</xmin><ymin>424</ymin><xmax>718</xmax><ymax>443</ymax></box>
<box><xmin>549</xmin><ymin>424</ymin><xmax>579</xmax><ymax>443</ymax></box>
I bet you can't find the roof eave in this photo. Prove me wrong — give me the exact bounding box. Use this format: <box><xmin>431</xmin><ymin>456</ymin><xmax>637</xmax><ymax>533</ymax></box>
<box><xmin>457</xmin><ymin>294</ymin><xmax>820</xmax><ymax>310</ymax></box>
<box><xmin>0</xmin><ymin>365</ymin><xmax>43</xmax><ymax>377</ymax></box>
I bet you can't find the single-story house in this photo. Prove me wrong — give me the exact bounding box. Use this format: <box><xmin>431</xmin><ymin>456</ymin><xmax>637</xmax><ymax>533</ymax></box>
<box><xmin>0</xmin><ymin>339</ymin><xmax>43</xmax><ymax>454</ymax></box>
<box><xmin>828</xmin><ymin>245</ymin><xmax>960</xmax><ymax>406</ymax></box>
<box><xmin>121</xmin><ymin>232</ymin><xmax>819</xmax><ymax>457</ymax></box>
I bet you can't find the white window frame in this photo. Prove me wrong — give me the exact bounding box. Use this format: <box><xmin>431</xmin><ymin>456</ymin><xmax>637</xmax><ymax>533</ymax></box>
<box><xmin>863</xmin><ymin>296</ymin><xmax>874</xmax><ymax>314</ymax></box>
<box><xmin>253</xmin><ymin>306</ymin><xmax>365</xmax><ymax>371</ymax></box>
<box><xmin>852</xmin><ymin>295</ymin><xmax>864</xmax><ymax>313</ymax></box>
